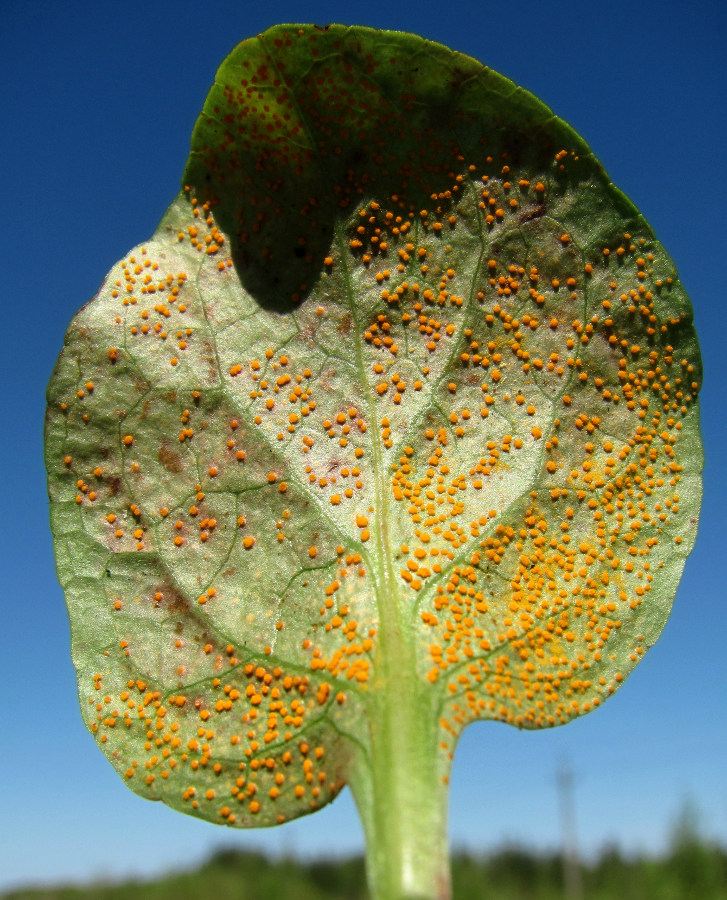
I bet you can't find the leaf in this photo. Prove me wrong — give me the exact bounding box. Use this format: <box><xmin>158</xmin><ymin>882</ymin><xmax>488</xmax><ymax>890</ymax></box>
<box><xmin>46</xmin><ymin>24</ymin><xmax>702</xmax><ymax>837</ymax></box>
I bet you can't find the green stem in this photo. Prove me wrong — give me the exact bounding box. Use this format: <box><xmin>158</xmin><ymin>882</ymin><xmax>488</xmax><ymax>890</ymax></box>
<box><xmin>349</xmin><ymin>668</ymin><xmax>453</xmax><ymax>900</ymax></box>
<box><xmin>337</xmin><ymin>204</ymin><xmax>453</xmax><ymax>896</ymax></box>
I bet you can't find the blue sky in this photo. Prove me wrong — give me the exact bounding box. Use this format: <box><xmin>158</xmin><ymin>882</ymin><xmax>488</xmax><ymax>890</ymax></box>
<box><xmin>2</xmin><ymin>0</ymin><xmax>725</xmax><ymax>891</ymax></box>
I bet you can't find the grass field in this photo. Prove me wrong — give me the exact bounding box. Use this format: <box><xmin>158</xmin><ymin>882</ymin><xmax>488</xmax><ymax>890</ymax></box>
<box><xmin>5</xmin><ymin>838</ymin><xmax>727</xmax><ymax>900</ymax></box>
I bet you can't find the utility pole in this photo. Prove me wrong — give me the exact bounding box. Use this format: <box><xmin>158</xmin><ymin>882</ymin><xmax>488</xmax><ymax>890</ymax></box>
<box><xmin>557</xmin><ymin>760</ymin><xmax>584</xmax><ymax>900</ymax></box>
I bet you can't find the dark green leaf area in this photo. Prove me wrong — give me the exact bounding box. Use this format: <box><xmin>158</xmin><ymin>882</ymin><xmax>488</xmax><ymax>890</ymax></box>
<box><xmin>183</xmin><ymin>25</ymin><xmax>605</xmax><ymax>312</ymax></box>
<box><xmin>46</xmin><ymin>24</ymin><xmax>702</xmax><ymax>830</ymax></box>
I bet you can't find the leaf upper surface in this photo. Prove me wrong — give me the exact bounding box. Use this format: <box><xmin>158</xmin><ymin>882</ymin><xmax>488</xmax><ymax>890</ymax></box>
<box><xmin>46</xmin><ymin>24</ymin><xmax>703</xmax><ymax>829</ymax></box>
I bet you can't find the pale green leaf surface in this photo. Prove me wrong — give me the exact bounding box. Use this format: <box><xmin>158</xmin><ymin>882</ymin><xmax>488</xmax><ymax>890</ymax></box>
<box><xmin>46</xmin><ymin>24</ymin><xmax>702</xmax><ymax>832</ymax></box>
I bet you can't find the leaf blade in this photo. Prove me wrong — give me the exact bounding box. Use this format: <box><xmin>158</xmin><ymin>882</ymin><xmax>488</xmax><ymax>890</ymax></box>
<box><xmin>46</xmin><ymin>23</ymin><xmax>702</xmax><ymax>830</ymax></box>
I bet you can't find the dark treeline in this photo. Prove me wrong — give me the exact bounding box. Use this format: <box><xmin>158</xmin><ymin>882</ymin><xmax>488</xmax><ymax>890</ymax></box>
<box><xmin>5</xmin><ymin>839</ymin><xmax>727</xmax><ymax>900</ymax></box>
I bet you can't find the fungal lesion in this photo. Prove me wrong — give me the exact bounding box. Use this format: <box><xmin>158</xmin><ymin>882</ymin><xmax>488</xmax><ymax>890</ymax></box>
<box><xmin>83</xmin><ymin>547</ymin><xmax>363</xmax><ymax>825</ymax></box>
<box><xmin>84</xmin><ymin>647</ymin><xmax>349</xmax><ymax>826</ymax></box>
<box><xmin>414</xmin><ymin>352</ymin><xmax>696</xmax><ymax>730</ymax></box>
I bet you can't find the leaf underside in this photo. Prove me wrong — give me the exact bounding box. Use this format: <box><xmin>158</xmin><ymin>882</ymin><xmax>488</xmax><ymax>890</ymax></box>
<box><xmin>46</xmin><ymin>24</ymin><xmax>702</xmax><ymax>830</ymax></box>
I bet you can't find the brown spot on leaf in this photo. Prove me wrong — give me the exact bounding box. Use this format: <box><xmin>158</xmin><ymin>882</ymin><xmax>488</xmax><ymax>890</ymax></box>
<box><xmin>337</xmin><ymin>313</ymin><xmax>352</xmax><ymax>336</ymax></box>
<box><xmin>167</xmin><ymin>588</ymin><xmax>193</xmax><ymax>614</ymax></box>
<box><xmin>519</xmin><ymin>204</ymin><xmax>545</xmax><ymax>223</ymax></box>
<box><xmin>158</xmin><ymin>441</ymin><xmax>184</xmax><ymax>473</ymax></box>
